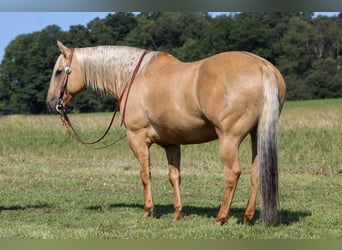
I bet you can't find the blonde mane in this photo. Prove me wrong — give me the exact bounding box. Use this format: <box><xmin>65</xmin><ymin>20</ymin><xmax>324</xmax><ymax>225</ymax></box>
<box><xmin>74</xmin><ymin>46</ymin><xmax>158</xmax><ymax>97</ymax></box>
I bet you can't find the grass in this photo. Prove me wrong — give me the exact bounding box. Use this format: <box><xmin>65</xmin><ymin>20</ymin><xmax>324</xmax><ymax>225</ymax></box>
<box><xmin>0</xmin><ymin>98</ymin><xmax>341</xmax><ymax>239</ymax></box>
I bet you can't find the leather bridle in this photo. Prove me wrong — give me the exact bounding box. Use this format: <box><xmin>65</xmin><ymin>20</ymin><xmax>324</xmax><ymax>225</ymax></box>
<box><xmin>56</xmin><ymin>48</ymin><xmax>149</xmax><ymax>148</ymax></box>
<box><xmin>56</xmin><ymin>48</ymin><xmax>74</xmax><ymax>115</ymax></box>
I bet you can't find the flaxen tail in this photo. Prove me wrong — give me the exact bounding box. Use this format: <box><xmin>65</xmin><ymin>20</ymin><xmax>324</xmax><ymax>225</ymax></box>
<box><xmin>257</xmin><ymin>64</ymin><xmax>281</xmax><ymax>226</ymax></box>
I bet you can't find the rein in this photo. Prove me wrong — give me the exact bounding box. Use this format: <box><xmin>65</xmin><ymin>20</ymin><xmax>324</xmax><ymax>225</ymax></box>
<box><xmin>58</xmin><ymin>49</ymin><xmax>149</xmax><ymax>148</ymax></box>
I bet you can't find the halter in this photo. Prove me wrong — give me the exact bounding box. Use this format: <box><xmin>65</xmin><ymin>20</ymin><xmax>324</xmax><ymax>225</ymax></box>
<box><xmin>57</xmin><ymin>48</ymin><xmax>149</xmax><ymax>148</ymax></box>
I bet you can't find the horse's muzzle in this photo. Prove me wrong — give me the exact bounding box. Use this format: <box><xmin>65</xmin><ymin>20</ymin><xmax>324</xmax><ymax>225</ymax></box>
<box><xmin>46</xmin><ymin>96</ymin><xmax>59</xmax><ymax>114</ymax></box>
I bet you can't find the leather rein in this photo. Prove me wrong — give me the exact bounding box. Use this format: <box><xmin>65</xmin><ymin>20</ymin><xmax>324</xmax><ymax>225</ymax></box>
<box><xmin>57</xmin><ymin>48</ymin><xmax>149</xmax><ymax>148</ymax></box>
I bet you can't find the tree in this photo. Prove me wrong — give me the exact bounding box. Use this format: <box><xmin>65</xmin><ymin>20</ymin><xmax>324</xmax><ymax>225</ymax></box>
<box><xmin>228</xmin><ymin>13</ymin><xmax>273</xmax><ymax>60</ymax></box>
<box><xmin>0</xmin><ymin>33</ymin><xmax>37</xmax><ymax>114</ymax></box>
<box><xmin>88</xmin><ymin>12</ymin><xmax>137</xmax><ymax>46</ymax></box>
<box><xmin>63</xmin><ymin>25</ymin><xmax>92</xmax><ymax>47</ymax></box>
<box><xmin>201</xmin><ymin>14</ymin><xmax>235</xmax><ymax>56</ymax></box>
<box><xmin>124</xmin><ymin>12</ymin><xmax>162</xmax><ymax>49</ymax></box>
<box><xmin>0</xmin><ymin>25</ymin><xmax>64</xmax><ymax>114</ymax></box>
<box><xmin>125</xmin><ymin>12</ymin><xmax>209</xmax><ymax>54</ymax></box>
<box><xmin>172</xmin><ymin>38</ymin><xmax>206</xmax><ymax>61</ymax></box>
<box><xmin>274</xmin><ymin>16</ymin><xmax>316</xmax><ymax>99</ymax></box>
<box><xmin>103</xmin><ymin>12</ymin><xmax>137</xmax><ymax>44</ymax></box>
<box><xmin>88</xmin><ymin>17</ymin><xmax>113</xmax><ymax>45</ymax></box>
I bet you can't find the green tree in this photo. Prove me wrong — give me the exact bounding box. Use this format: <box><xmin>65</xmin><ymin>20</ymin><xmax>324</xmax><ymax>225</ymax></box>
<box><xmin>172</xmin><ymin>38</ymin><xmax>206</xmax><ymax>61</ymax></box>
<box><xmin>1</xmin><ymin>33</ymin><xmax>38</xmax><ymax>113</ymax></box>
<box><xmin>228</xmin><ymin>13</ymin><xmax>273</xmax><ymax>60</ymax></box>
<box><xmin>201</xmin><ymin>14</ymin><xmax>235</xmax><ymax>56</ymax></box>
<box><xmin>87</xmin><ymin>17</ymin><xmax>112</xmax><ymax>45</ymax></box>
<box><xmin>305</xmin><ymin>57</ymin><xmax>342</xmax><ymax>98</ymax></box>
<box><xmin>275</xmin><ymin>15</ymin><xmax>316</xmax><ymax>99</ymax></box>
<box><xmin>125</xmin><ymin>12</ymin><xmax>209</xmax><ymax>54</ymax></box>
<box><xmin>124</xmin><ymin>12</ymin><xmax>161</xmax><ymax>49</ymax></box>
<box><xmin>63</xmin><ymin>25</ymin><xmax>92</xmax><ymax>47</ymax></box>
<box><xmin>88</xmin><ymin>12</ymin><xmax>137</xmax><ymax>46</ymax></box>
<box><xmin>0</xmin><ymin>25</ymin><xmax>64</xmax><ymax>114</ymax></box>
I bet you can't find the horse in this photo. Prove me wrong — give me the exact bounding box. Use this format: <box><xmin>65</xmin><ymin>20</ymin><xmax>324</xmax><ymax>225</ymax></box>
<box><xmin>46</xmin><ymin>41</ymin><xmax>286</xmax><ymax>226</ymax></box>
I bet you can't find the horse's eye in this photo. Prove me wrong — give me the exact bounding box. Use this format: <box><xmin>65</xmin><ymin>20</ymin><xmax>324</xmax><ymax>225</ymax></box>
<box><xmin>55</xmin><ymin>69</ymin><xmax>63</xmax><ymax>76</ymax></box>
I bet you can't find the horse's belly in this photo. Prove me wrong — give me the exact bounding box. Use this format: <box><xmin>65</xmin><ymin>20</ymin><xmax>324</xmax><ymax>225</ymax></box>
<box><xmin>152</xmin><ymin>122</ymin><xmax>217</xmax><ymax>146</ymax></box>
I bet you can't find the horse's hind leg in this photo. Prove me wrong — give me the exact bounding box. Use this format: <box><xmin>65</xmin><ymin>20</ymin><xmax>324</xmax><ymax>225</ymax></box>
<box><xmin>216</xmin><ymin>135</ymin><xmax>241</xmax><ymax>225</ymax></box>
<box><xmin>244</xmin><ymin>129</ymin><xmax>258</xmax><ymax>224</ymax></box>
<box><xmin>165</xmin><ymin>145</ymin><xmax>182</xmax><ymax>220</ymax></box>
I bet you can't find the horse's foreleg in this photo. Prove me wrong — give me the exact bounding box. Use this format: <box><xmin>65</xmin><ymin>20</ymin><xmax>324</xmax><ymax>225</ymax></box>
<box><xmin>165</xmin><ymin>145</ymin><xmax>182</xmax><ymax>220</ymax></box>
<box><xmin>216</xmin><ymin>135</ymin><xmax>241</xmax><ymax>226</ymax></box>
<box><xmin>127</xmin><ymin>131</ymin><xmax>153</xmax><ymax>218</ymax></box>
<box><xmin>244</xmin><ymin>130</ymin><xmax>258</xmax><ymax>224</ymax></box>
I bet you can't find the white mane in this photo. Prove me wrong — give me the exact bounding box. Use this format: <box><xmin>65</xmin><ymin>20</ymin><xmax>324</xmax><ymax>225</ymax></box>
<box><xmin>74</xmin><ymin>46</ymin><xmax>158</xmax><ymax>97</ymax></box>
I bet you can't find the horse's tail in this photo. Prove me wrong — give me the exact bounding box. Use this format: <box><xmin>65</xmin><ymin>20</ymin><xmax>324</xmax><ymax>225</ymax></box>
<box><xmin>257</xmin><ymin>64</ymin><xmax>281</xmax><ymax>226</ymax></box>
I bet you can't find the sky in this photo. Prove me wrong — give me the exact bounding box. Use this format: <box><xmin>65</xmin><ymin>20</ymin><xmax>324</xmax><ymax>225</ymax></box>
<box><xmin>0</xmin><ymin>12</ymin><xmax>112</xmax><ymax>61</ymax></box>
<box><xmin>0</xmin><ymin>12</ymin><xmax>340</xmax><ymax>62</ymax></box>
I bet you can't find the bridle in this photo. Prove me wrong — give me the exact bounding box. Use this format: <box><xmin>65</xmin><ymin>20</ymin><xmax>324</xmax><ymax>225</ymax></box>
<box><xmin>56</xmin><ymin>48</ymin><xmax>74</xmax><ymax>115</ymax></box>
<box><xmin>56</xmin><ymin>48</ymin><xmax>149</xmax><ymax>148</ymax></box>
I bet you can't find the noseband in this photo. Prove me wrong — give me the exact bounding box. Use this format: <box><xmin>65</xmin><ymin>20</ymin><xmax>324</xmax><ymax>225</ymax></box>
<box><xmin>56</xmin><ymin>48</ymin><xmax>75</xmax><ymax>115</ymax></box>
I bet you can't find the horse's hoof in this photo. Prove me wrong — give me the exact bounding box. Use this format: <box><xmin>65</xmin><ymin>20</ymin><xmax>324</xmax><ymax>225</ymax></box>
<box><xmin>173</xmin><ymin>210</ymin><xmax>182</xmax><ymax>220</ymax></box>
<box><xmin>215</xmin><ymin>218</ymin><xmax>227</xmax><ymax>226</ymax></box>
<box><xmin>243</xmin><ymin>218</ymin><xmax>251</xmax><ymax>225</ymax></box>
<box><xmin>215</xmin><ymin>221</ymin><xmax>223</xmax><ymax>226</ymax></box>
<box><xmin>143</xmin><ymin>210</ymin><xmax>152</xmax><ymax>218</ymax></box>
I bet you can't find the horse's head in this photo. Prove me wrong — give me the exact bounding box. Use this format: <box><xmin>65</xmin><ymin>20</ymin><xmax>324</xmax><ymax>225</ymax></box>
<box><xmin>46</xmin><ymin>41</ymin><xmax>84</xmax><ymax>114</ymax></box>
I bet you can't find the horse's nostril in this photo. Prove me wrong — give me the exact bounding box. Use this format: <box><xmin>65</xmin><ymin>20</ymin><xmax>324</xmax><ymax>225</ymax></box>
<box><xmin>46</xmin><ymin>102</ymin><xmax>53</xmax><ymax>113</ymax></box>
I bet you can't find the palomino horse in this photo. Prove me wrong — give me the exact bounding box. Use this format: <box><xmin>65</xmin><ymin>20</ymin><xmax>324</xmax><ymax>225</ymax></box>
<box><xmin>46</xmin><ymin>41</ymin><xmax>286</xmax><ymax>226</ymax></box>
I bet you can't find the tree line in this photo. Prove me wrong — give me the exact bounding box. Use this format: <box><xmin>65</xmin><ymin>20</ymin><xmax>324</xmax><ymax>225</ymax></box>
<box><xmin>0</xmin><ymin>12</ymin><xmax>341</xmax><ymax>114</ymax></box>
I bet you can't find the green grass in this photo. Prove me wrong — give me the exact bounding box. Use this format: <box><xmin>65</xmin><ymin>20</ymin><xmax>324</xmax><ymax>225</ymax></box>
<box><xmin>0</xmin><ymin>99</ymin><xmax>341</xmax><ymax>239</ymax></box>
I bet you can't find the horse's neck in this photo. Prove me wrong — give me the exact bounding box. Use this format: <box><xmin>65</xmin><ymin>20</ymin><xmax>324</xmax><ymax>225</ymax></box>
<box><xmin>76</xmin><ymin>46</ymin><xmax>146</xmax><ymax>99</ymax></box>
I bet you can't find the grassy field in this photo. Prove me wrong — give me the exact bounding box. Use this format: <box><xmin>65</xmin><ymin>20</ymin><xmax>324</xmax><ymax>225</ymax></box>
<box><xmin>0</xmin><ymin>98</ymin><xmax>341</xmax><ymax>239</ymax></box>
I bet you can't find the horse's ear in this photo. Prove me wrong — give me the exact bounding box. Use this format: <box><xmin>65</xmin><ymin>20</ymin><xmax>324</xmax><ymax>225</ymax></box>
<box><xmin>57</xmin><ymin>40</ymin><xmax>70</xmax><ymax>58</ymax></box>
